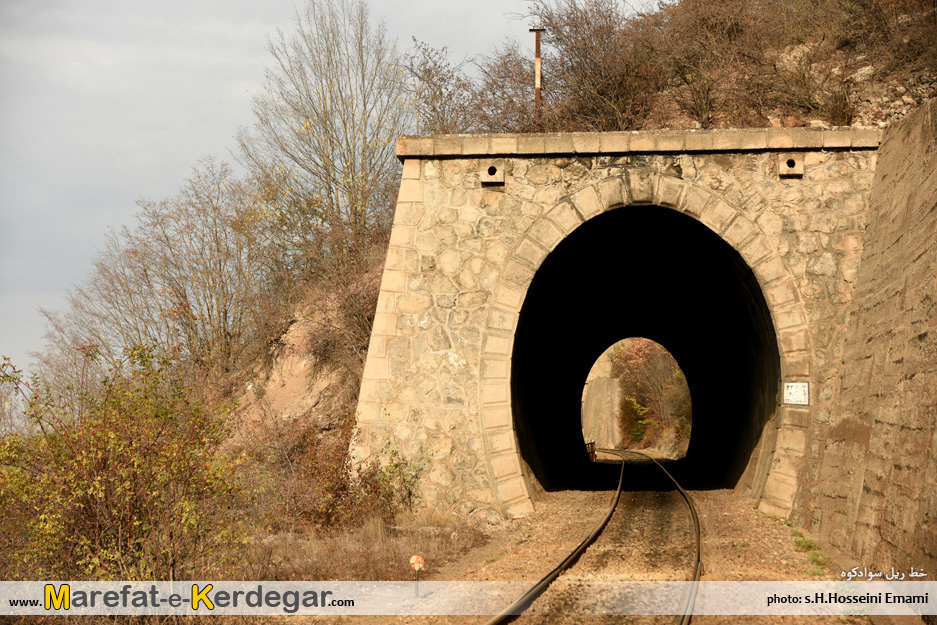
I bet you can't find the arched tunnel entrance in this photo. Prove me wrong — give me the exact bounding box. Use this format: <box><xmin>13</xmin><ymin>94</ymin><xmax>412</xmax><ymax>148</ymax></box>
<box><xmin>511</xmin><ymin>204</ymin><xmax>781</xmax><ymax>492</ymax></box>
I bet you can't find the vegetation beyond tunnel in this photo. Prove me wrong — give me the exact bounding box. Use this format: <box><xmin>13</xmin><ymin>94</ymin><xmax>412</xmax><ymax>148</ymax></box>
<box><xmin>512</xmin><ymin>205</ymin><xmax>780</xmax><ymax>492</ymax></box>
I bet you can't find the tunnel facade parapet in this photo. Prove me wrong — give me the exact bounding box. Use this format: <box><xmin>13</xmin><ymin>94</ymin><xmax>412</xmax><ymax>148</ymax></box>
<box><xmin>356</xmin><ymin>127</ymin><xmax>880</xmax><ymax>523</ymax></box>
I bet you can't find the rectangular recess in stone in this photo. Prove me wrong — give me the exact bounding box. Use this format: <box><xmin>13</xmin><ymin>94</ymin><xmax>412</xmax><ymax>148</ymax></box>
<box><xmin>778</xmin><ymin>153</ymin><xmax>805</xmax><ymax>178</ymax></box>
<box><xmin>480</xmin><ymin>159</ymin><xmax>506</xmax><ymax>186</ymax></box>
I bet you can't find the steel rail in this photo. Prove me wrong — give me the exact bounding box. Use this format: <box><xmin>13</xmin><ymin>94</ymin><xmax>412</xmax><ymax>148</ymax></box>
<box><xmin>481</xmin><ymin>458</ymin><xmax>626</xmax><ymax>625</ymax></box>
<box><xmin>482</xmin><ymin>449</ymin><xmax>701</xmax><ymax>625</ymax></box>
<box><xmin>601</xmin><ymin>448</ymin><xmax>703</xmax><ymax>625</ymax></box>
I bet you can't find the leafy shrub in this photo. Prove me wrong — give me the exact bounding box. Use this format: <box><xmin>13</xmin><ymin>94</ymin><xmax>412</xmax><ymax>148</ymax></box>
<box><xmin>0</xmin><ymin>349</ymin><xmax>246</xmax><ymax>580</ymax></box>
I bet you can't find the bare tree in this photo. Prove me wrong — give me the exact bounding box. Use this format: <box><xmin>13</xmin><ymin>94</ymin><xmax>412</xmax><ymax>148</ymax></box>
<box><xmin>638</xmin><ymin>0</ymin><xmax>764</xmax><ymax>128</ymax></box>
<box><xmin>237</xmin><ymin>0</ymin><xmax>409</xmax><ymax>259</ymax></box>
<box><xmin>527</xmin><ymin>0</ymin><xmax>666</xmax><ymax>131</ymax></box>
<box><xmin>469</xmin><ymin>40</ymin><xmax>541</xmax><ymax>133</ymax></box>
<box><xmin>36</xmin><ymin>158</ymin><xmax>266</xmax><ymax>391</ymax></box>
<box><xmin>405</xmin><ymin>40</ymin><xmax>476</xmax><ymax>135</ymax></box>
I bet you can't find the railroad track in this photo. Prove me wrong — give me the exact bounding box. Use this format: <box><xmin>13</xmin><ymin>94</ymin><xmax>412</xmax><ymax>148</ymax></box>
<box><xmin>483</xmin><ymin>449</ymin><xmax>702</xmax><ymax>624</ymax></box>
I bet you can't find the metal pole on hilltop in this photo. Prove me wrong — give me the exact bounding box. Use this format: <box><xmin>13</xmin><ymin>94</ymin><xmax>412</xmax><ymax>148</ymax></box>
<box><xmin>530</xmin><ymin>26</ymin><xmax>545</xmax><ymax>132</ymax></box>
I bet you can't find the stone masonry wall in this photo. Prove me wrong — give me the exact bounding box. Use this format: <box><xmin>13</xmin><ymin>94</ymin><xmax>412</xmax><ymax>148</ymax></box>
<box><xmin>810</xmin><ymin>100</ymin><xmax>937</xmax><ymax>576</ymax></box>
<box><xmin>355</xmin><ymin>128</ymin><xmax>880</xmax><ymax>522</ymax></box>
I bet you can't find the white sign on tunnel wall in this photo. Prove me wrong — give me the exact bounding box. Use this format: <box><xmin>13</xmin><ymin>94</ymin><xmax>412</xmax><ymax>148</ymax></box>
<box><xmin>783</xmin><ymin>382</ymin><xmax>810</xmax><ymax>405</ymax></box>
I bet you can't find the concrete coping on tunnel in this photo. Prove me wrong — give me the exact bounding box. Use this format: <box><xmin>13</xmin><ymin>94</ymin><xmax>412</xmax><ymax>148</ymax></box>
<box><xmin>395</xmin><ymin>127</ymin><xmax>882</xmax><ymax>160</ymax></box>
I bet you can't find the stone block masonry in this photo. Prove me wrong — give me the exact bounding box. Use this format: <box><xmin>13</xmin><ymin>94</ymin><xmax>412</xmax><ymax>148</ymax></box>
<box><xmin>810</xmin><ymin>100</ymin><xmax>937</xmax><ymax>579</ymax></box>
<box><xmin>355</xmin><ymin>126</ymin><xmax>882</xmax><ymax>524</ymax></box>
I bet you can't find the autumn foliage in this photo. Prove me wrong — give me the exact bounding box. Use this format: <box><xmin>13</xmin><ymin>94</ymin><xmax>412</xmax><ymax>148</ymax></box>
<box><xmin>0</xmin><ymin>348</ymin><xmax>245</xmax><ymax>581</ymax></box>
<box><xmin>612</xmin><ymin>338</ymin><xmax>692</xmax><ymax>455</ymax></box>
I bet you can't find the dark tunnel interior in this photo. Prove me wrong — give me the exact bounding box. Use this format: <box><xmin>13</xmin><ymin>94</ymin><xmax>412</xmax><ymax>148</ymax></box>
<box><xmin>511</xmin><ymin>205</ymin><xmax>781</xmax><ymax>491</ymax></box>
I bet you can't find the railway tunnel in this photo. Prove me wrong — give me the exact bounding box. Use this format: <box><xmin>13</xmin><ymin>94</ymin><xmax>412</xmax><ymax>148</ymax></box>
<box><xmin>511</xmin><ymin>204</ymin><xmax>781</xmax><ymax>492</ymax></box>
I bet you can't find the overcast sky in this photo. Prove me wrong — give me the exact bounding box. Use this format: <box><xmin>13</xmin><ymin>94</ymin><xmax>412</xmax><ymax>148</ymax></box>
<box><xmin>0</xmin><ymin>0</ymin><xmax>532</xmax><ymax>376</ymax></box>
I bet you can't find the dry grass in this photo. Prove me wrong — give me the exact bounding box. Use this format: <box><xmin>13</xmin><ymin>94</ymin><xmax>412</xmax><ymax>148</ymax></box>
<box><xmin>241</xmin><ymin>513</ymin><xmax>487</xmax><ymax>581</ymax></box>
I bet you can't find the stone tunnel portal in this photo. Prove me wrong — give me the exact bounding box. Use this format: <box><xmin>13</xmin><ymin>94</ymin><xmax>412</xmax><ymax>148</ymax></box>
<box><xmin>511</xmin><ymin>204</ymin><xmax>781</xmax><ymax>492</ymax></box>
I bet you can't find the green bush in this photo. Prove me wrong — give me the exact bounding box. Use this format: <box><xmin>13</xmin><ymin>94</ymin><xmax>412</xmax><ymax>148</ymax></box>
<box><xmin>0</xmin><ymin>349</ymin><xmax>247</xmax><ymax>580</ymax></box>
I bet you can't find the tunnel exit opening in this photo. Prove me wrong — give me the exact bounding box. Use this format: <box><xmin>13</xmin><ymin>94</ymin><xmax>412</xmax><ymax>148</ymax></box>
<box><xmin>511</xmin><ymin>205</ymin><xmax>781</xmax><ymax>493</ymax></box>
<box><xmin>581</xmin><ymin>337</ymin><xmax>692</xmax><ymax>463</ymax></box>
